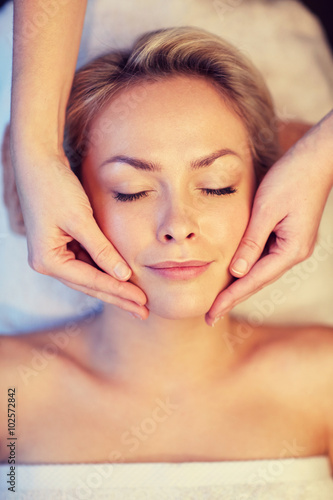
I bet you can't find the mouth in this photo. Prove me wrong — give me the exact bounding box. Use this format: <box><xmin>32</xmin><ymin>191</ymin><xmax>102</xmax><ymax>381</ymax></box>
<box><xmin>146</xmin><ymin>260</ymin><xmax>212</xmax><ymax>280</ymax></box>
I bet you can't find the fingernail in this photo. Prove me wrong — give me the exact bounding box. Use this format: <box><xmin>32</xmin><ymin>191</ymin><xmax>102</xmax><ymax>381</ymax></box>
<box><xmin>130</xmin><ymin>312</ymin><xmax>143</xmax><ymax>320</ymax></box>
<box><xmin>114</xmin><ymin>262</ymin><xmax>131</xmax><ymax>280</ymax></box>
<box><xmin>211</xmin><ymin>315</ymin><xmax>223</xmax><ymax>327</ymax></box>
<box><xmin>231</xmin><ymin>258</ymin><xmax>248</xmax><ymax>275</ymax></box>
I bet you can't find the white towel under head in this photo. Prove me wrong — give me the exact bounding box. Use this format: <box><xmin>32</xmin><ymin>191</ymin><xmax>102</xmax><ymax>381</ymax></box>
<box><xmin>0</xmin><ymin>456</ymin><xmax>332</xmax><ymax>499</ymax></box>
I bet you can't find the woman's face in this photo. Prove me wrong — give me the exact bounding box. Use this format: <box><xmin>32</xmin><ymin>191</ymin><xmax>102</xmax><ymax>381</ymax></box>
<box><xmin>82</xmin><ymin>76</ymin><xmax>256</xmax><ymax>319</ymax></box>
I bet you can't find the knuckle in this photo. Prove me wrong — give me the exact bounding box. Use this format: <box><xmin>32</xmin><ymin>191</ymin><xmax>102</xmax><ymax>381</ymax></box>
<box><xmin>217</xmin><ymin>284</ymin><xmax>242</xmax><ymax>310</ymax></box>
<box><xmin>288</xmin><ymin>242</ymin><xmax>312</xmax><ymax>263</ymax></box>
<box><xmin>251</xmin><ymin>278</ymin><xmax>265</xmax><ymax>294</ymax></box>
<box><xmin>244</xmin><ymin>271</ymin><xmax>261</xmax><ymax>290</ymax></box>
<box><xmin>240</xmin><ymin>274</ymin><xmax>264</xmax><ymax>299</ymax></box>
<box><xmin>67</xmin><ymin>212</ymin><xmax>88</xmax><ymax>233</ymax></box>
<box><xmin>87</xmin><ymin>268</ymin><xmax>125</xmax><ymax>296</ymax></box>
<box><xmin>93</xmin><ymin>244</ymin><xmax>112</xmax><ymax>265</ymax></box>
<box><xmin>254</xmin><ymin>198</ymin><xmax>271</xmax><ymax>218</ymax></box>
<box><xmin>297</xmin><ymin>248</ymin><xmax>311</xmax><ymax>262</ymax></box>
<box><xmin>111</xmin><ymin>278</ymin><xmax>125</xmax><ymax>295</ymax></box>
<box><xmin>241</xmin><ymin>237</ymin><xmax>262</xmax><ymax>254</ymax></box>
<box><xmin>110</xmin><ymin>300</ymin><xmax>128</xmax><ymax>311</ymax></box>
<box><xmin>27</xmin><ymin>253</ymin><xmax>48</xmax><ymax>275</ymax></box>
<box><xmin>87</xmin><ymin>268</ymin><xmax>104</xmax><ymax>292</ymax></box>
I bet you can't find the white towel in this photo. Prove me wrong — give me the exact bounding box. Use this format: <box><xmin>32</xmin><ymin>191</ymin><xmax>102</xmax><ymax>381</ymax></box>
<box><xmin>0</xmin><ymin>456</ymin><xmax>332</xmax><ymax>499</ymax></box>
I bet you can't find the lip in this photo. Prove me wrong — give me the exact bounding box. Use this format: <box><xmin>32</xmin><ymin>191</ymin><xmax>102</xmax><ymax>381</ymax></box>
<box><xmin>149</xmin><ymin>260</ymin><xmax>210</xmax><ymax>268</ymax></box>
<box><xmin>147</xmin><ymin>260</ymin><xmax>212</xmax><ymax>280</ymax></box>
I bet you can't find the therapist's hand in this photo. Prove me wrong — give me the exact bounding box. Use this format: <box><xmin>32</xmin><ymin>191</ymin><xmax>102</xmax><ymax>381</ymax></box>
<box><xmin>7</xmin><ymin>2</ymin><xmax>149</xmax><ymax>318</ymax></box>
<box><xmin>206</xmin><ymin>116</ymin><xmax>333</xmax><ymax>326</ymax></box>
<box><xmin>3</xmin><ymin>128</ymin><xmax>148</xmax><ymax>319</ymax></box>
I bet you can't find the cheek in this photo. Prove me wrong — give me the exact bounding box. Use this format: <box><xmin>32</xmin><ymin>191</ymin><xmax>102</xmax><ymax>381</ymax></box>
<box><xmin>211</xmin><ymin>197</ymin><xmax>252</xmax><ymax>255</ymax></box>
<box><xmin>222</xmin><ymin>172</ymin><xmax>256</xmax><ymax>252</ymax></box>
<box><xmin>95</xmin><ymin>202</ymin><xmax>148</xmax><ymax>265</ymax></box>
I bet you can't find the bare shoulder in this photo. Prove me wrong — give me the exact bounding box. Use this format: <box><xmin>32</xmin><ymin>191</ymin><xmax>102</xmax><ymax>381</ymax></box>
<box><xmin>274</xmin><ymin>324</ymin><xmax>333</xmax><ymax>465</ymax></box>
<box><xmin>282</xmin><ymin>324</ymin><xmax>333</xmax><ymax>395</ymax></box>
<box><xmin>0</xmin><ymin>313</ymin><xmax>99</xmax><ymax>396</ymax></box>
<box><xmin>0</xmin><ymin>332</ymin><xmax>52</xmax><ymax>451</ymax></box>
<box><xmin>254</xmin><ymin>324</ymin><xmax>333</xmax><ymax>413</ymax></box>
<box><xmin>0</xmin><ymin>331</ymin><xmax>62</xmax><ymax>401</ymax></box>
<box><xmin>243</xmin><ymin>322</ymin><xmax>333</xmax><ymax>405</ymax></box>
<box><xmin>288</xmin><ymin>325</ymin><xmax>333</xmax><ymax>468</ymax></box>
<box><xmin>0</xmin><ymin>319</ymin><xmax>90</xmax><ymax>383</ymax></box>
<box><xmin>252</xmin><ymin>323</ymin><xmax>333</xmax><ymax>368</ymax></box>
<box><xmin>292</xmin><ymin>324</ymin><xmax>333</xmax><ymax>372</ymax></box>
<box><xmin>0</xmin><ymin>322</ymin><xmax>91</xmax><ymax>454</ymax></box>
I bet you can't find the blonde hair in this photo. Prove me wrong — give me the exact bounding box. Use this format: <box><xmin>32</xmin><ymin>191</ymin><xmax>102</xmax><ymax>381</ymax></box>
<box><xmin>65</xmin><ymin>27</ymin><xmax>280</xmax><ymax>178</ymax></box>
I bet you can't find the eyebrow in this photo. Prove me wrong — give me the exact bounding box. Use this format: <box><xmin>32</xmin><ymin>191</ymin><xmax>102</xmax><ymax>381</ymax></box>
<box><xmin>99</xmin><ymin>148</ymin><xmax>240</xmax><ymax>172</ymax></box>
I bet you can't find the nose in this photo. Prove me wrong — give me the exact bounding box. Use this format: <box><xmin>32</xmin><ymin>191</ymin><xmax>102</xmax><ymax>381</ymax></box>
<box><xmin>156</xmin><ymin>197</ymin><xmax>200</xmax><ymax>244</ymax></box>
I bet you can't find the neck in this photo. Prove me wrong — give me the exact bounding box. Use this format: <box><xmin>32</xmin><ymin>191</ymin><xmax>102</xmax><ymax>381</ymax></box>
<box><xmin>84</xmin><ymin>306</ymin><xmax>243</xmax><ymax>397</ymax></box>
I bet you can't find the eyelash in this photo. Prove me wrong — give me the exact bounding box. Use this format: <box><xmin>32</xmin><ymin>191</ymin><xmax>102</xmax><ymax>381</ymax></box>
<box><xmin>113</xmin><ymin>187</ymin><xmax>237</xmax><ymax>202</ymax></box>
<box><xmin>202</xmin><ymin>187</ymin><xmax>237</xmax><ymax>196</ymax></box>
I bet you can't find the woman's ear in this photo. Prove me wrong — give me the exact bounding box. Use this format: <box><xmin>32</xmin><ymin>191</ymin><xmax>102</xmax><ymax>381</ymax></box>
<box><xmin>1</xmin><ymin>124</ymin><xmax>26</xmax><ymax>235</ymax></box>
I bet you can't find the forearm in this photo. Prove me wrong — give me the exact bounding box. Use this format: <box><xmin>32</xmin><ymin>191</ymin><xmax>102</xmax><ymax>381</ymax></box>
<box><xmin>287</xmin><ymin>109</ymin><xmax>333</xmax><ymax>189</ymax></box>
<box><xmin>11</xmin><ymin>0</ymin><xmax>87</xmax><ymax>159</ymax></box>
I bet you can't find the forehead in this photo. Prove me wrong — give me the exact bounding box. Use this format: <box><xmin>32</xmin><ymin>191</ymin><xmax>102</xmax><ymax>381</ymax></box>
<box><xmin>89</xmin><ymin>76</ymin><xmax>251</xmax><ymax>164</ymax></box>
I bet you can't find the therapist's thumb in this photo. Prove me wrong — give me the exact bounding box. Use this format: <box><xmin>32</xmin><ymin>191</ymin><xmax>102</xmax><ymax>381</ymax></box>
<box><xmin>73</xmin><ymin>216</ymin><xmax>132</xmax><ymax>281</ymax></box>
<box><xmin>229</xmin><ymin>209</ymin><xmax>274</xmax><ymax>278</ymax></box>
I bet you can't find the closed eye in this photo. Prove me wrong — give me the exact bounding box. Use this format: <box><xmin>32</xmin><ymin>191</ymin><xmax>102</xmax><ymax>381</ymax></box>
<box><xmin>201</xmin><ymin>187</ymin><xmax>237</xmax><ymax>196</ymax></box>
<box><xmin>113</xmin><ymin>191</ymin><xmax>149</xmax><ymax>202</ymax></box>
<box><xmin>113</xmin><ymin>186</ymin><xmax>237</xmax><ymax>202</ymax></box>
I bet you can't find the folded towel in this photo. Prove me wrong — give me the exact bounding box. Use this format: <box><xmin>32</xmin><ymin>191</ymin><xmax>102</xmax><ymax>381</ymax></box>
<box><xmin>1</xmin><ymin>456</ymin><xmax>332</xmax><ymax>499</ymax></box>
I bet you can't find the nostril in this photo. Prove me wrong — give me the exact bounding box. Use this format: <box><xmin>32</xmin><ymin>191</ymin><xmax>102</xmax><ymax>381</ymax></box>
<box><xmin>164</xmin><ymin>232</ymin><xmax>195</xmax><ymax>241</ymax></box>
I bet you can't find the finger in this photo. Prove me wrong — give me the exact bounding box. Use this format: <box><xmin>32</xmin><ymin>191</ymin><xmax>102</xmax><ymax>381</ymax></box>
<box><xmin>58</xmin><ymin>277</ymin><xmax>149</xmax><ymax>319</ymax></box>
<box><xmin>71</xmin><ymin>217</ymin><xmax>133</xmax><ymax>281</ymax></box>
<box><xmin>206</xmin><ymin>251</ymin><xmax>294</xmax><ymax>324</ymax></box>
<box><xmin>50</xmin><ymin>256</ymin><xmax>147</xmax><ymax>307</ymax></box>
<box><xmin>229</xmin><ymin>203</ymin><xmax>278</xmax><ymax>278</ymax></box>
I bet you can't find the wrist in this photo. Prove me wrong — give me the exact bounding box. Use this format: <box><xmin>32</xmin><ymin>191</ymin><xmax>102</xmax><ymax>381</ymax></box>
<box><xmin>291</xmin><ymin>111</ymin><xmax>333</xmax><ymax>188</ymax></box>
<box><xmin>9</xmin><ymin>136</ymin><xmax>69</xmax><ymax>173</ymax></box>
<box><xmin>11</xmin><ymin>109</ymin><xmax>65</xmax><ymax>157</ymax></box>
<box><xmin>9</xmin><ymin>104</ymin><xmax>66</xmax><ymax>160</ymax></box>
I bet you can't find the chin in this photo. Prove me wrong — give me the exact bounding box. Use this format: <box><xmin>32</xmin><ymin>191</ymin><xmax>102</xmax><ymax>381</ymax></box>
<box><xmin>130</xmin><ymin>268</ymin><xmax>234</xmax><ymax>319</ymax></box>
<box><xmin>144</xmin><ymin>284</ymin><xmax>226</xmax><ymax>320</ymax></box>
<box><xmin>149</xmin><ymin>302</ymin><xmax>210</xmax><ymax>320</ymax></box>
